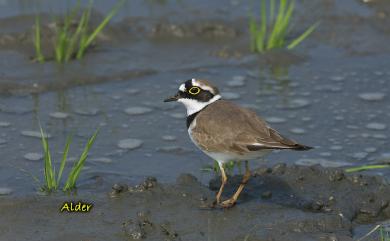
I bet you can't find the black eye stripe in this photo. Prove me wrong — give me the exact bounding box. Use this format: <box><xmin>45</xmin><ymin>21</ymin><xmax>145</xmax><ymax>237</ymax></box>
<box><xmin>179</xmin><ymin>89</ymin><xmax>214</xmax><ymax>102</ymax></box>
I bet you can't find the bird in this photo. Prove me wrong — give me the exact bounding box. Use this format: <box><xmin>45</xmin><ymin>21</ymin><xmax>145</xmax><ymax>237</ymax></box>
<box><xmin>164</xmin><ymin>78</ymin><xmax>312</xmax><ymax>208</ymax></box>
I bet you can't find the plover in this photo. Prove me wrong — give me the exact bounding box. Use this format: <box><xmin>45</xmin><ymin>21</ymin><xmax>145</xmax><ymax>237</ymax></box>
<box><xmin>164</xmin><ymin>78</ymin><xmax>312</xmax><ymax>208</ymax></box>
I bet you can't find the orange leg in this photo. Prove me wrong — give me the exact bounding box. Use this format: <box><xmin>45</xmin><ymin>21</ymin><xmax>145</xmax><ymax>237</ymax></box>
<box><xmin>213</xmin><ymin>162</ymin><xmax>228</xmax><ymax>206</ymax></box>
<box><xmin>220</xmin><ymin>161</ymin><xmax>250</xmax><ymax>208</ymax></box>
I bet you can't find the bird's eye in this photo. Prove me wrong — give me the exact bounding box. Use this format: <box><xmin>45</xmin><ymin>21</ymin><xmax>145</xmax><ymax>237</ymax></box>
<box><xmin>188</xmin><ymin>86</ymin><xmax>201</xmax><ymax>95</ymax></box>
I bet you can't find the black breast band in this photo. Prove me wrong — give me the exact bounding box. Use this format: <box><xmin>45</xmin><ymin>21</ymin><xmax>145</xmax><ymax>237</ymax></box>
<box><xmin>186</xmin><ymin>111</ymin><xmax>200</xmax><ymax>129</ymax></box>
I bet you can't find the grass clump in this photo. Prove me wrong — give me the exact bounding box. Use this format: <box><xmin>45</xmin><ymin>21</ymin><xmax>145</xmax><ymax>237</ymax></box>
<box><xmin>33</xmin><ymin>16</ymin><xmax>45</xmax><ymax>63</ymax></box>
<box><xmin>249</xmin><ymin>0</ymin><xmax>319</xmax><ymax>53</ymax></box>
<box><xmin>39</xmin><ymin>126</ymin><xmax>99</xmax><ymax>192</ymax></box>
<box><xmin>34</xmin><ymin>0</ymin><xmax>124</xmax><ymax>63</ymax></box>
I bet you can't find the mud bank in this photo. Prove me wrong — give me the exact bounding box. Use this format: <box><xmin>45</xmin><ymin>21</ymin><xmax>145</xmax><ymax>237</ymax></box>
<box><xmin>0</xmin><ymin>165</ymin><xmax>388</xmax><ymax>241</ymax></box>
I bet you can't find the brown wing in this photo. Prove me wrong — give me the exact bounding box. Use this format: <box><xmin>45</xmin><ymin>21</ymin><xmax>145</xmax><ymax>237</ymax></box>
<box><xmin>191</xmin><ymin>100</ymin><xmax>312</xmax><ymax>154</ymax></box>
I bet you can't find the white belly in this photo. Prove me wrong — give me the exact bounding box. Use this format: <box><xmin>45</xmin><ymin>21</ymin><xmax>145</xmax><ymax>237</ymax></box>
<box><xmin>203</xmin><ymin>150</ymin><xmax>271</xmax><ymax>164</ymax></box>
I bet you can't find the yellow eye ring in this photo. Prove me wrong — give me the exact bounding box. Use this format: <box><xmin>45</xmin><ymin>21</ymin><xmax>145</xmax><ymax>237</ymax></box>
<box><xmin>188</xmin><ymin>86</ymin><xmax>201</xmax><ymax>95</ymax></box>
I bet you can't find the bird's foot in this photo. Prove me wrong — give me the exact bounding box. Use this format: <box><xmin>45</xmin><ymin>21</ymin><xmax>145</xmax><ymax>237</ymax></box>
<box><xmin>219</xmin><ymin>198</ymin><xmax>236</xmax><ymax>209</ymax></box>
<box><xmin>212</xmin><ymin>198</ymin><xmax>221</xmax><ymax>206</ymax></box>
<box><xmin>199</xmin><ymin>200</ymin><xmax>219</xmax><ymax>210</ymax></box>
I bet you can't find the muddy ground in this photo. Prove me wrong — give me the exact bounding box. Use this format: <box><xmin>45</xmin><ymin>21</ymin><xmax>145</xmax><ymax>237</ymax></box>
<box><xmin>1</xmin><ymin>165</ymin><xmax>389</xmax><ymax>241</ymax></box>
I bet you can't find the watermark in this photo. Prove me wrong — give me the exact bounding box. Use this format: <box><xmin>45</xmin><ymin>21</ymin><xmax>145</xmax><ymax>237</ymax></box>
<box><xmin>60</xmin><ymin>201</ymin><xmax>93</xmax><ymax>213</ymax></box>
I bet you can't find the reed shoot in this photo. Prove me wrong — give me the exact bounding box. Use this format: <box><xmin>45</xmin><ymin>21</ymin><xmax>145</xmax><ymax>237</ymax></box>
<box><xmin>249</xmin><ymin>0</ymin><xmax>319</xmax><ymax>53</ymax></box>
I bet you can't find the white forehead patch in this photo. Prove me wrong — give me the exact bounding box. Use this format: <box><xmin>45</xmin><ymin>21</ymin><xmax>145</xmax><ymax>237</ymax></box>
<box><xmin>191</xmin><ymin>78</ymin><xmax>215</xmax><ymax>93</ymax></box>
<box><xmin>179</xmin><ymin>83</ymin><xmax>186</xmax><ymax>92</ymax></box>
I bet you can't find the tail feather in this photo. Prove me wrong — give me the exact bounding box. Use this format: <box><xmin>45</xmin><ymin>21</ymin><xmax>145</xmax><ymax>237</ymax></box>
<box><xmin>292</xmin><ymin>143</ymin><xmax>313</xmax><ymax>151</ymax></box>
<box><xmin>247</xmin><ymin>143</ymin><xmax>313</xmax><ymax>151</ymax></box>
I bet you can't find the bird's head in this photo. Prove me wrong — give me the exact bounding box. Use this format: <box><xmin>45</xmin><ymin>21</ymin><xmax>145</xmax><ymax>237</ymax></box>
<box><xmin>164</xmin><ymin>78</ymin><xmax>221</xmax><ymax>115</ymax></box>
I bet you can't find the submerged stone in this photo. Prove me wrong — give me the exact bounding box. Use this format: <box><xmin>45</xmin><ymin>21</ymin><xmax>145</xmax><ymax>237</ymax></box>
<box><xmin>296</xmin><ymin>158</ymin><xmax>351</xmax><ymax>168</ymax></box>
<box><xmin>330</xmin><ymin>145</ymin><xmax>343</xmax><ymax>151</ymax></box>
<box><xmin>0</xmin><ymin>138</ymin><xmax>6</xmax><ymax>145</ymax></box>
<box><xmin>364</xmin><ymin>147</ymin><xmax>377</xmax><ymax>153</ymax></box>
<box><xmin>49</xmin><ymin>112</ymin><xmax>69</xmax><ymax>119</ymax></box>
<box><xmin>0</xmin><ymin>187</ymin><xmax>12</xmax><ymax>195</ymax></box>
<box><xmin>124</xmin><ymin>107</ymin><xmax>152</xmax><ymax>115</ymax></box>
<box><xmin>289</xmin><ymin>128</ymin><xmax>306</xmax><ymax>135</ymax></box>
<box><xmin>74</xmin><ymin>108</ymin><xmax>100</xmax><ymax>116</ymax></box>
<box><xmin>24</xmin><ymin>152</ymin><xmax>43</xmax><ymax>161</ymax></box>
<box><xmin>125</xmin><ymin>88</ymin><xmax>140</xmax><ymax>95</ymax></box>
<box><xmin>156</xmin><ymin>146</ymin><xmax>191</xmax><ymax>154</ymax></box>
<box><xmin>330</xmin><ymin>75</ymin><xmax>345</xmax><ymax>81</ymax></box>
<box><xmin>118</xmin><ymin>139</ymin><xmax>143</xmax><ymax>150</ymax></box>
<box><xmin>0</xmin><ymin>122</ymin><xmax>11</xmax><ymax>127</ymax></box>
<box><xmin>162</xmin><ymin>135</ymin><xmax>176</xmax><ymax>141</ymax></box>
<box><xmin>90</xmin><ymin>157</ymin><xmax>113</xmax><ymax>163</ymax></box>
<box><xmin>21</xmin><ymin>130</ymin><xmax>51</xmax><ymax>139</ymax></box>
<box><xmin>366</xmin><ymin>122</ymin><xmax>386</xmax><ymax>130</ymax></box>
<box><xmin>265</xmin><ymin>117</ymin><xmax>287</xmax><ymax>124</ymax></box>
<box><xmin>227</xmin><ymin>76</ymin><xmax>246</xmax><ymax>87</ymax></box>
<box><xmin>351</xmin><ymin>152</ymin><xmax>368</xmax><ymax>159</ymax></box>
<box><xmin>372</xmin><ymin>134</ymin><xmax>387</xmax><ymax>139</ymax></box>
<box><xmin>285</xmin><ymin>99</ymin><xmax>310</xmax><ymax>109</ymax></box>
<box><xmin>221</xmin><ymin>92</ymin><xmax>241</xmax><ymax>100</ymax></box>
<box><xmin>358</xmin><ymin>92</ymin><xmax>385</xmax><ymax>101</ymax></box>
<box><xmin>320</xmin><ymin>152</ymin><xmax>332</xmax><ymax>157</ymax></box>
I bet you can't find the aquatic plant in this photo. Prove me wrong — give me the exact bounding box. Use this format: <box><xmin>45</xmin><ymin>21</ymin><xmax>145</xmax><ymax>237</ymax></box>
<box><xmin>249</xmin><ymin>0</ymin><xmax>319</xmax><ymax>53</ymax></box>
<box><xmin>40</xmin><ymin>126</ymin><xmax>99</xmax><ymax>192</ymax></box>
<box><xmin>33</xmin><ymin>16</ymin><xmax>45</xmax><ymax>63</ymax></box>
<box><xmin>33</xmin><ymin>0</ymin><xmax>124</xmax><ymax>63</ymax></box>
<box><xmin>345</xmin><ymin>163</ymin><xmax>390</xmax><ymax>173</ymax></box>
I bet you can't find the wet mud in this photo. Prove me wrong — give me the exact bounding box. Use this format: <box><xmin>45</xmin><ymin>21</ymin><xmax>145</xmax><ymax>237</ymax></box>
<box><xmin>1</xmin><ymin>165</ymin><xmax>389</xmax><ymax>241</ymax></box>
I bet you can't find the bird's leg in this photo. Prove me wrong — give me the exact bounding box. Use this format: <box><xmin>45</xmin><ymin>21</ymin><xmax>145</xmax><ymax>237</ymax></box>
<box><xmin>220</xmin><ymin>161</ymin><xmax>251</xmax><ymax>208</ymax></box>
<box><xmin>213</xmin><ymin>162</ymin><xmax>227</xmax><ymax>206</ymax></box>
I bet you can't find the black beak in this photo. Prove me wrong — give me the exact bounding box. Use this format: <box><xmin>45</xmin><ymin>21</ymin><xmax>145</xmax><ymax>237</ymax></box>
<box><xmin>164</xmin><ymin>93</ymin><xmax>180</xmax><ymax>102</ymax></box>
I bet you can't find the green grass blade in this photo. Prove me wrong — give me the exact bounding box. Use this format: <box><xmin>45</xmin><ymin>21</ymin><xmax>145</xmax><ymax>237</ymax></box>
<box><xmin>77</xmin><ymin>0</ymin><xmax>124</xmax><ymax>59</ymax></box>
<box><xmin>287</xmin><ymin>21</ymin><xmax>319</xmax><ymax>49</ymax></box>
<box><xmin>345</xmin><ymin>164</ymin><xmax>390</xmax><ymax>173</ymax></box>
<box><xmin>269</xmin><ymin>0</ymin><xmax>275</xmax><ymax>23</ymax></box>
<box><xmin>40</xmin><ymin>126</ymin><xmax>55</xmax><ymax>190</ymax></box>
<box><xmin>249</xmin><ymin>16</ymin><xmax>257</xmax><ymax>51</ymax></box>
<box><xmin>276</xmin><ymin>0</ymin><xmax>294</xmax><ymax>47</ymax></box>
<box><xmin>55</xmin><ymin>26</ymin><xmax>68</xmax><ymax>62</ymax></box>
<box><xmin>65</xmin><ymin>9</ymin><xmax>89</xmax><ymax>61</ymax></box>
<box><xmin>267</xmin><ymin>0</ymin><xmax>289</xmax><ymax>49</ymax></box>
<box><xmin>55</xmin><ymin>5</ymin><xmax>79</xmax><ymax>63</ymax></box>
<box><xmin>214</xmin><ymin>160</ymin><xmax>219</xmax><ymax>173</ymax></box>
<box><xmin>257</xmin><ymin>0</ymin><xmax>267</xmax><ymax>52</ymax></box>
<box><xmin>56</xmin><ymin>135</ymin><xmax>72</xmax><ymax>185</ymax></box>
<box><xmin>34</xmin><ymin>16</ymin><xmax>45</xmax><ymax>63</ymax></box>
<box><xmin>63</xmin><ymin>129</ymin><xmax>99</xmax><ymax>191</ymax></box>
<box><xmin>76</xmin><ymin>0</ymin><xmax>93</xmax><ymax>59</ymax></box>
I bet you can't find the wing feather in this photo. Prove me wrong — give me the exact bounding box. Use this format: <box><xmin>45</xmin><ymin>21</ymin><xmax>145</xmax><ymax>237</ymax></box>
<box><xmin>191</xmin><ymin>100</ymin><xmax>312</xmax><ymax>153</ymax></box>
